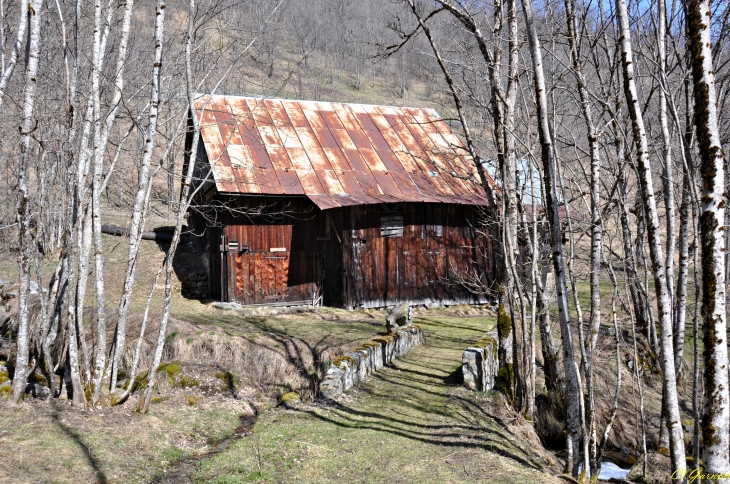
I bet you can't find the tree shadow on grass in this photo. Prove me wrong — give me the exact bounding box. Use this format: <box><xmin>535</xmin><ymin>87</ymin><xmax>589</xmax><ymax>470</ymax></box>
<box><xmin>50</xmin><ymin>411</ymin><xmax>108</xmax><ymax>484</ymax></box>
<box><xmin>351</xmin><ymin>368</ymin><xmax>528</xmax><ymax>443</ymax></box>
<box><xmin>299</xmin><ymin>399</ymin><xmax>544</xmax><ymax>472</ymax></box>
<box><xmin>298</xmin><ymin>342</ymin><xmax>547</xmax><ymax>474</ymax></box>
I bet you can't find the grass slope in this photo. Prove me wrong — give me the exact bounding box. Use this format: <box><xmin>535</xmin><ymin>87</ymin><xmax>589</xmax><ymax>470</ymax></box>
<box><xmin>194</xmin><ymin>314</ymin><xmax>560</xmax><ymax>484</ymax></box>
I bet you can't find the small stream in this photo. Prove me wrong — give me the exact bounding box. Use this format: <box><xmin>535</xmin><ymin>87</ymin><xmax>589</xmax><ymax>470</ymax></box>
<box><xmin>578</xmin><ymin>460</ymin><xmax>632</xmax><ymax>481</ymax></box>
<box><xmin>598</xmin><ymin>460</ymin><xmax>631</xmax><ymax>480</ymax></box>
<box><xmin>153</xmin><ymin>414</ymin><xmax>258</xmax><ymax>483</ymax></box>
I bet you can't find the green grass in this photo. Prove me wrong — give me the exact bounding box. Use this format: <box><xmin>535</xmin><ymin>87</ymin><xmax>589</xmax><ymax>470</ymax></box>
<box><xmin>0</xmin><ymin>395</ymin><xmax>245</xmax><ymax>483</ymax></box>
<box><xmin>191</xmin><ymin>313</ymin><xmax>561</xmax><ymax>483</ymax></box>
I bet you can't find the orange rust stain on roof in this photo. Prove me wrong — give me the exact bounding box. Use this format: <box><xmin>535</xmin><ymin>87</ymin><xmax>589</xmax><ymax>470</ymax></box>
<box><xmin>193</xmin><ymin>95</ymin><xmax>490</xmax><ymax>209</ymax></box>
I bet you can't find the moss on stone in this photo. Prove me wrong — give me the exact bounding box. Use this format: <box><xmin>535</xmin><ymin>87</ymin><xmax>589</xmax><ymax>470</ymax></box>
<box><xmin>360</xmin><ymin>341</ymin><xmax>381</xmax><ymax>350</ymax></box>
<box><xmin>175</xmin><ymin>375</ymin><xmax>200</xmax><ymax>388</ymax></box>
<box><xmin>0</xmin><ymin>368</ymin><xmax>9</xmax><ymax>385</ymax></box>
<box><xmin>131</xmin><ymin>370</ymin><xmax>149</xmax><ymax>393</ymax></box>
<box><xmin>280</xmin><ymin>392</ymin><xmax>300</xmax><ymax>405</ymax></box>
<box><xmin>374</xmin><ymin>335</ymin><xmax>397</xmax><ymax>344</ymax></box>
<box><xmin>158</xmin><ymin>362</ymin><xmax>182</xmax><ymax>380</ymax></box>
<box><xmin>333</xmin><ymin>355</ymin><xmax>357</xmax><ymax>367</ymax></box>
<box><xmin>474</xmin><ymin>333</ymin><xmax>498</xmax><ymax>351</ymax></box>
<box><xmin>656</xmin><ymin>446</ymin><xmax>670</xmax><ymax>457</ymax></box>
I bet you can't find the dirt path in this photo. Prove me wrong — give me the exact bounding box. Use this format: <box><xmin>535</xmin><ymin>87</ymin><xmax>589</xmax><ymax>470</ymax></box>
<box><xmin>193</xmin><ymin>314</ymin><xmax>562</xmax><ymax>483</ymax></box>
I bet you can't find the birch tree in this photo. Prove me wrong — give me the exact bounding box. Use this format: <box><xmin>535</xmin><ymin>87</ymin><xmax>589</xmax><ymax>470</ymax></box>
<box><xmin>686</xmin><ymin>0</ymin><xmax>730</xmax><ymax>476</ymax></box>
<box><xmin>425</xmin><ymin>0</ymin><xmax>522</xmax><ymax>403</ymax></box>
<box><xmin>0</xmin><ymin>0</ymin><xmax>28</xmax><ymax>112</ymax></box>
<box><xmin>139</xmin><ymin>0</ymin><xmax>182</xmax><ymax>413</ymax></box>
<box><xmin>615</xmin><ymin>0</ymin><xmax>686</xmax><ymax>472</ymax></box>
<box><xmin>9</xmin><ymin>0</ymin><xmax>44</xmax><ymax>403</ymax></box>
<box><xmin>562</xmin><ymin>0</ymin><xmax>606</xmax><ymax>475</ymax></box>
<box><xmin>521</xmin><ymin>0</ymin><xmax>582</xmax><ymax>474</ymax></box>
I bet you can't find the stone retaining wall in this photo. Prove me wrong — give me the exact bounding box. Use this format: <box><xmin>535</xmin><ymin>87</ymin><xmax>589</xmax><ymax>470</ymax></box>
<box><xmin>462</xmin><ymin>331</ymin><xmax>499</xmax><ymax>392</ymax></box>
<box><xmin>319</xmin><ymin>326</ymin><xmax>424</xmax><ymax>399</ymax></box>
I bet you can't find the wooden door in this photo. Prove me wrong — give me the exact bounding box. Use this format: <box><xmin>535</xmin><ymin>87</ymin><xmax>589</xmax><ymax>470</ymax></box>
<box><xmin>237</xmin><ymin>251</ymin><xmax>290</xmax><ymax>304</ymax></box>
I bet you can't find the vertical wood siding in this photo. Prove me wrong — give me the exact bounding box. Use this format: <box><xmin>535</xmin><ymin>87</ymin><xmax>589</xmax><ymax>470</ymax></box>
<box><xmin>190</xmin><ymin>197</ymin><xmax>495</xmax><ymax>308</ymax></box>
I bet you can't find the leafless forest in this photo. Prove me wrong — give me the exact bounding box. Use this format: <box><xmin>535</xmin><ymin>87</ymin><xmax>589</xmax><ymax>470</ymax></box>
<box><xmin>1</xmin><ymin>0</ymin><xmax>729</xmax><ymax>481</ymax></box>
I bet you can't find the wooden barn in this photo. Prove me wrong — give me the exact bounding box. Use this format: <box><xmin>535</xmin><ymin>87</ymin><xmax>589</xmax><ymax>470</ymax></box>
<box><xmin>185</xmin><ymin>95</ymin><xmax>496</xmax><ymax>309</ymax></box>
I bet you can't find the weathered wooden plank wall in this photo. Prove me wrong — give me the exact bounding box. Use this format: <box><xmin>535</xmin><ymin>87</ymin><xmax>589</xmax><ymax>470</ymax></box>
<box><xmin>189</xmin><ymin>197</ymin><xmax>494</xmax><ymax>308</ymax></box>
<box><xmin>341</xmin><ymin>203</ymin><xmax>494</xmax><ymax>309</ymax></box>
<box><xmin>216</xmin><ymin>197</ymin><xmax>329</xmax><ymax>305</ymax></box>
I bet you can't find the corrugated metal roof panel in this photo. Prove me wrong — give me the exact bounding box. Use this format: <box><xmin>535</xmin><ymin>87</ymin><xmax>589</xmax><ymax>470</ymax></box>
<box><xmin>193</xmin><ymin>95</ymin><xmax>490</xmax><ymax>208</ymax></box>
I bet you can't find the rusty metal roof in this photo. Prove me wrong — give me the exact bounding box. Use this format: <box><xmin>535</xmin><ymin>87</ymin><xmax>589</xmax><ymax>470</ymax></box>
<box><xmin>194</xmin><ymin>95</ymin><xmax>492</xmax><ymax>210</ymax></box>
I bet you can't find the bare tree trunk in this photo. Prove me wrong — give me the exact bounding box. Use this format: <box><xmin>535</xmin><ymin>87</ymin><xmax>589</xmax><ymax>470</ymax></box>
<box><xmin>33</xmin><ymin>247</ymin><xmax>61</xmax><ymax>393</ymax></box>
<box><xmin>657</xmin><ymin>0</ymin><xmax>676</xmax><ymax>348</ymax></box>
<box><xmin>0</xmin><ymin>0</ymin><xmax>28</xmax><ymax>112</ymax></box>
<box><xmin>615</xmin><ymin>0</ymin><xmax>686</xmax><ymax>472</ymax></box>
<box><xmin>139</xmin><ymin>0</ymin><xmax>181</xmax><ymax>414</ymax></box>
<box><xmin>116</xmin><ymin>261</ymin><xmax>164</xmax><ymax>404</ymax></box>
<box><xmin>686</xmin><ymin>0</ymin><xmax>730</xmax><ymax>476</ymax></box>
<box><xmin>560</xmin><ymin>152</ymin><xmax>590</xmax><ymax>480</ymax></box>
<box><xmin>521</xmin><ymin>0</ymin><xmax>581</xmax><ymax>474</ymax></box>
<box><xmin>537</xmin><ymin>263</ymin><xmax>562</xmax><ymax>392</ymax></box>
<box><xmin>103</xmin><ymin>0</ymin><xmax>146</xmax><ymax>394</ymax></box>
<box><xmin>75</xmin><ymin>108</ymin><xmax>95</xmax><ymax>384</ymax></box>
<box><xmin>60</xmin><ymin>0</ymin><xmax>86</xmax><ymax>405</ymax></box>
<box><xmin>401</xmin><ymin>3</ymin><xmax>533</xmax><ymax>408</ymax></box>
<box><xmin>563</xmin><ymin>0</ymin><xmax>604</xmax><ymax>474</ymax></box>
<box><xmin>674</xmin><ymin>169</ymin><xmax>690</xmax><ymax>382</ymax></box>
<box><xmin>691</xmin><ymin>187</ymin><xmax>702</xmax><ymax>469</ymax></box>
<box><xmin>10</xmin><ymin>0</ymin><xmax>44</xmax><ymax>403</ymax></box>
<box><xmin>89</xmin><ymin>0</ymin><xmax>108</xmax><ymax>404</ymax></box>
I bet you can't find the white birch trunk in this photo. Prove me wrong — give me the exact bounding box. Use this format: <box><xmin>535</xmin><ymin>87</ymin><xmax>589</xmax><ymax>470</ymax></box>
<box><xmin>563</xmin><ymin>0</ymin><xmax>603</xmax><ymax>473</ymax></box>
<box><xmin>57</xmin><ymin>0</ymin><xmax>86</xmax><ymax>405</ymax></box>
<box><xmin>10</xmin><ymin>0</ymin><xmax>44</xmax><ymax>403</ymax></box>
<box><xmin>615</xmin><ymin>0</ymin><xmax>686</xmax><ymax>472</ymax></box>
<box><xmin>75</xmin><ymin>206</ymin><xmax>92</xmax><ymax>378</ymax></box>
<box><xmin>97</xmin><ymin>0</ymin><xmax>137</xmax><ymax>393</ymax></box>
<box><xmin>686</xmin><ymin>0</ymin><xmax>730</xmax><ymax>476</ymax></box>
<box><xmin>521</xmin><ymin>0</ymin><xmax>581</xmax><ymax>474</ymax></box>
<box><xmin>0</xmin><ymin>0</ymin><xmax>28</xmax><ymax>112</ymax></box>
<box><xmin>674</xmin><ymin>171</ymin><xmax>690</xmax><ymax>381</ymax></box>
<box><xmin>116</xmin><ymin>261</ymin><xmax>164</xmax><ymax>404</ymax></box>
<box><xmin>403</xmin><ymin>3</ymin><xmax>532</xmax><ymax>407</ymax></box>
<box><xmin>138</xmin><ymin>0</ymin><xmax>180</xmax><ymax>414</ymax></box>
<box><xmin>502</xmin><ymin>0</ymin><xmax>524</xmax><ymax>411</ymax></box>
<box><xmin>89</xmin><ymin>0</ymin><xmax>107</xmax><ymax>403</ymax></box>
<box><xmin>657</xmin><ymin>0</ymin><xmax>676</xmax><ymax>338</ymax></box>
<box><xmin>432</xmin><ymin>0</ymin><xmax>519</xmax><ymax>382</ymax></box>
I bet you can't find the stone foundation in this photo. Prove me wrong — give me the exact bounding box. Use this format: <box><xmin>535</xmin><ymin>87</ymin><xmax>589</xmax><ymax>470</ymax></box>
<box><xmin>180</xmin><ymin>272</ymin><xmax>209</xmax><ymax>299</ymax></box>
<box><xmin>319</xmin><ymin>326</ymin><xmax>424</xmax><ymax>399</ymax></box>
<box><xmin>462</xmin><ymin>331</ymin><xmax>498</xmax><ymax>392</ymax></box>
